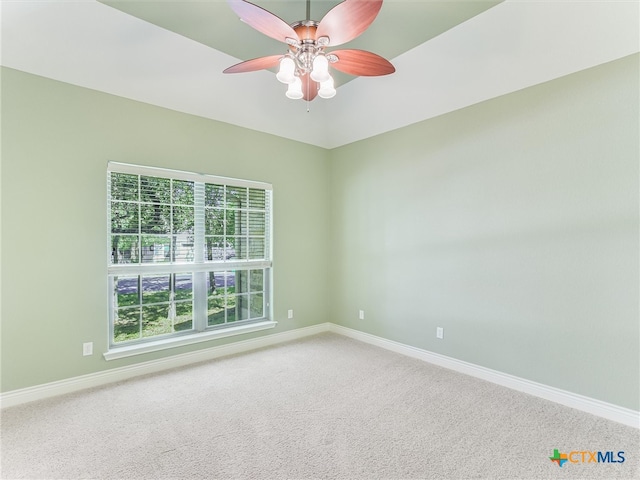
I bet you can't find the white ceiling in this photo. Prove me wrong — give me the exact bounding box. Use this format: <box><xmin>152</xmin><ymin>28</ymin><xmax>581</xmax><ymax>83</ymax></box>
<box><xmin>98</xmin><ymin>0</ymin><xmax>502</xmax><ymax>89</ymax></box>
<box><xmin>2</xmin><ymin>0</ymin><xmax>638</xmax><ymax>149</ymax></box>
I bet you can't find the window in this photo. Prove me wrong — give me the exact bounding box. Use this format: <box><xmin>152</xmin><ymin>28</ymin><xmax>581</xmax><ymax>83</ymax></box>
<box><xmin>107</xmin><ymin>162</ymin><xmax>273</xmax><ymax>357</ymax></box>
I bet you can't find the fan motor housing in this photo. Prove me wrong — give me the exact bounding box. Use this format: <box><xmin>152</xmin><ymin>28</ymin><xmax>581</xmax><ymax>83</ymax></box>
<box><xmin>291</xmin><ymin>20</ymin><xmax>319</xmax><ymax>45</ymax></box>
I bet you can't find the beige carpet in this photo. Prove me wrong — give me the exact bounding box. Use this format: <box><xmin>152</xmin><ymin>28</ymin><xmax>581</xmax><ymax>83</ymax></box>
<box><xmin>1</xmin><ymin>333</ymin><xmax>638</xmax><ymax>479</ymax></box>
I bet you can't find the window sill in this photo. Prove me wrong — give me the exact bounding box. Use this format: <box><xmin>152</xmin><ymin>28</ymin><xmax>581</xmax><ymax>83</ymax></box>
<box><xmin>103</xmin><ymin>320</ymin><xmax>278</xmax><ymax>361</ymax></box>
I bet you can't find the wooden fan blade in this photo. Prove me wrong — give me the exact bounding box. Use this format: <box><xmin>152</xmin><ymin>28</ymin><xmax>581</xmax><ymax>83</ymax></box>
<box><xmin>223</xmin><ymin>55</ymin><xmax>283</xmax><ymax>74</ymax></box>
<box><xmin>316</xmin><ymin>0</ymin><xmax>383</xmax><ymax>46</ymax></box>
<box><xmin>300</xmin><ymin>73</ymin><xmax>319</xmax><ymax>101</ymax></box>
<box><xmin>227</xmin><ymin>0</ymin><xmax>299</xmax><ymax>44</ymax></box>
<box><xmin>330</xmin><ymin>49</ymin><xmax>395</xmax><ymax>76</ymax></box>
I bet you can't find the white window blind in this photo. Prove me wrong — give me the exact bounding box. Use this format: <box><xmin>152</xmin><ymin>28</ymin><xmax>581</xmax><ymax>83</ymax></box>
<box><xmin>107</xmin><ymin>162</ymin><xmax>272</xmax><ymax>348</ymax></box>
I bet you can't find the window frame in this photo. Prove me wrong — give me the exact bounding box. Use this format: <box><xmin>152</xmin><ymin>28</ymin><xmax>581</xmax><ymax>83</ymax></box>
<box><xmin>105</xmin><ymin>162</ymin><xmax>275</xmax><ymax>360</ymax></box>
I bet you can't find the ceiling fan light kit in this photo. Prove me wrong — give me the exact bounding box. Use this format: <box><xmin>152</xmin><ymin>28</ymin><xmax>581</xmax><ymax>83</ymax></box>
<box><xmin>224</xmin><ymin>0</ymin><xmax>395</xmax><ymax>102</ymax></box>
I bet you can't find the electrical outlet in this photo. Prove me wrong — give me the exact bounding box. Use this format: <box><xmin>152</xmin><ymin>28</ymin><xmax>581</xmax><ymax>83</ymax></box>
<box><xmin>287</xmin><ymin>309</ymin><xmax>294</xmax><ymax>319</ymax></box>
<box><xmin>436</xmin><ymin>327</ymin><xmax>444</xmax><ymax>339</ymax></box>
<box><xmin>359</xmin><ymin>310</ymin><xmax>365</xmax><ymax>320</ymax></box>
<box><xmin>83</xmin><ymin>342</ymin><xmax>93</xmax><ymax>356</ymax></box>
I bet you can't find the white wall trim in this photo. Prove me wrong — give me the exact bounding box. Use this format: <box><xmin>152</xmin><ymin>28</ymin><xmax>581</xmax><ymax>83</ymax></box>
<box><xmin>2</xmin><ymin>322</ymin><xmax>638</xmax><ymax>429</ymax></box>
<box><xmin>328</xmin><ymin>324</ymin><xmax>640</xmax><ymax>429</ymax></box>
<box><xmin>0</xmin><ymin>323</ymin><xmax>330</xmax><ymax>409</ymax></box>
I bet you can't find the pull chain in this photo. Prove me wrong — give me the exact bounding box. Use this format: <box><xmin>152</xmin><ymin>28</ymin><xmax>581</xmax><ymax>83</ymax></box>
<box><xmin>306</xmin><ymin>74</ymin><xmax>311</xmax><ymax>112</ymax></box>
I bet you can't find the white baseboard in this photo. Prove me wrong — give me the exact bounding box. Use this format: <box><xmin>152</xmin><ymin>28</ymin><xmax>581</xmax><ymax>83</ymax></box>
<box><xmin>2</xmin><ymin>322</ymin><xmax>638</xmax><ymax>429</ymax></box>
<box><xmin>0</xmin><ymin>323</ymin><xmax>331</xmax><ymax>409</ymax></box>
<box><xmin>328</xmin><ymin>324</ymin><xmax>640</xmax><ymax>429</ymax></box>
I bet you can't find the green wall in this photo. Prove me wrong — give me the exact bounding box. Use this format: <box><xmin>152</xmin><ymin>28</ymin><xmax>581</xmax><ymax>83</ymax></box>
<box><xmin>2</xmin><ymin>54</ymin><xmax>638</xmax><ymax>411</ymax></box>
<box><xmin>0</xmin><ymin>67</ymin><xmax>329</xmax><ymax>392</ymax></box>
<box><xmin>328</xmin><ymin>54</ymin><xmax>639</xmax><ymax>410</ymax></box>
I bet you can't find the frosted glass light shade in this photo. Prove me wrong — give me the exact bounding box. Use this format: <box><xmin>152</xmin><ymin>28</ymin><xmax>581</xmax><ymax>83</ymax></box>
<box><xmin>310</xmin><ymin>55</ymin><xmax>330</xmax><ymax>83</ymax></box>
<box><xmin>286</xmin><ymin>77</ymin><xmax>303</xmax><ymax>99</ymax></box>
<box><xmin>318</xmin><ymin>77</ymin><xmax>336</xmax><ymax>99</ymax></box>
<box><xmin>276</xmin><ymin>57</ymin><xmax>296</xmax><ymax>84</ymax></box>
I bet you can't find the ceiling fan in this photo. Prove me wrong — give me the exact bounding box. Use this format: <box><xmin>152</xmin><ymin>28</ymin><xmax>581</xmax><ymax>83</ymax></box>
<box><xmin>223</xmin><ymin>0</ymin><xmax>395</xmax><ymax>101</ymax></box>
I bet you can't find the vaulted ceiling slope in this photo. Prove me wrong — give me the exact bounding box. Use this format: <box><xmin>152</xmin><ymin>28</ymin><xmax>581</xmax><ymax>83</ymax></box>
<box><xmin>2</xmin><ymin>1</ymin><xmax>638</xmax><ymax>149</ymax></box>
